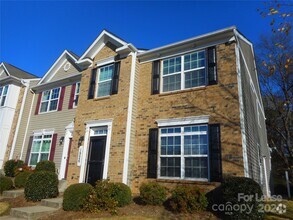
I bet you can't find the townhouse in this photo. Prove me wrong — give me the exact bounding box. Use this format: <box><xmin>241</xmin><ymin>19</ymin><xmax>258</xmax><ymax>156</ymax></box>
<box><xmin>9</xmin><ymin>50</ymin><xmax>82</xmax><ymax>180</ymax></box>
<box><xmin>0</xmin><ymin>62</ymin><xmax>39</xmax><ymax>168</ymax></box>
<box><xmin>3</xmin><ymin>26</ymin><xmax>271</xmax><ymax>196</ymax></box>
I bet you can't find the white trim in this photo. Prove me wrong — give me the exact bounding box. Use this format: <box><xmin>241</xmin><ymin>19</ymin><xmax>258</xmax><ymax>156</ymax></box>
<box><xmin>20</xmin><ymin>92</ymin><xmax>36</xmax><ymax>160</ymax></box>
<box><xmin>91</xmin><ymin>43</ymin><xmax>106</xmax><ymax>62</ymax></box>
<box><xmin>59</xmin><ymin>122</ymin><xmax>74</xmax><ymax>180</ymax></box>
<box><xmin>95</xmin><ymin>56</ymin><xmax>115</xmax><ymax>67</ymax></box>
<box><xmin>122</xmin><ymin>52</ymin><xmax>137</xmax><ymax>184</ymax></box>
<box><xmin>0</xmin><ymin>63</ymin><xmax>11</xmax><ymax>76</ymax></box>
<box><xmin>263</xmin><ymin>157</ymin><xmax>270</xmax><ymax>197</ymax></box>
<box><xmin>38</xmin><ymin>50</ymin><xmax>79</xmax><ymax>85</ymax></box>
<box><xmin>9</xmin><ymin>81</ymin><xmax>30</xmax><ymax>159</ymax></box>
<box><xmin>79</xmin><ymin>30</ymin><xmax>127</xmax><ymax>60</ymax></box>
<box><xmin>234</xmin><ymin>39</ymin><xmax>249</xmax><ymax>177</ymax></box>
<box><xmin>156</xmin><ymin>115</ymin><xmax>209</xmax><ymax>127</ymax></box>
<box><xmin>38</xmin><ymin>87</ymin><xmax>61</xmax><ymax>114</ymax></box>
<box><xmin>79</xmin><ymin>119</ymin><xmax>113</xmax><ymax>183</ymax></box>
<box><xmin>32</xmin><ymin>128</ymin><xmax>55</xmax><ymax>135</ymax></box>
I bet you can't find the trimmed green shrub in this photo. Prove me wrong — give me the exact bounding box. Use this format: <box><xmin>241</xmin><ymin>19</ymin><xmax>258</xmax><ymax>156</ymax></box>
<box><xmin>4</xmin><ymin>160</ymin><xmax>24</xmax><ymax>177</ymax></box>
<box><xmin>24</xmin><ymin>171</ymin><xmax>58</xmax><ymax>201</ymax></box>
<box><xmin>139</xmin><ymin>182</ymin><xmax>167</xmax><ymax>206</ymax></box>
<box><xmin>108</xmin><ymin>182</ymin><xmax>132</xmax><ymax>207</ymax></box>
<box><xmin>207</xmin><ymin>176</ymin><xmax>264</xmax><ymax>219</ymax></box>
<box><xmin>170</xmin><ymin>185</ymin><xmax>207</xmax><ymax>213</ymax></box>
<box><xmin>14</xmin><ymin>171</ymin><xmax>32</xmax><ymax>188</ymax></box>
<box><xmin>35</xmin><ymin>160</ymin><xmax>55</xmax><ymax>172</ymax></box>
<box><xmin>63</xmin><ymin>183</ymin><xmax>94</xmax><ymax>211</ymax></box>
<box><xmin>0</xmin><ymin>175</ymin><xmax>13</xmax><ymax>194</ymax></box>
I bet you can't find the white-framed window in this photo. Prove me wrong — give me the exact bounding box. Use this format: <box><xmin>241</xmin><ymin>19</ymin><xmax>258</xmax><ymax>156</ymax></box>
<box><xmin>73</xmin><ymin>82</ymin><xmax>80</xmax><ymax>107</ymax></box>
<box><xmin>159</xmin><ymin>124</ymin><xmax>209</xmax><ymax>180</ymax></box>
<box><xmin>29</xmin><ymin>134</ymin><xmax>52</xmax><ymax>166</ymax></box>
<box><xmin>0</xmin><ymin>85</ymin><xmax>9</xmax><ymax>107</ymax></box>
<box><xmin>162</xmin><ymin>50</ymin><xmax>206</xmax><ymax>92</ymax></box>
<box><xmin>40</xmin><ymin>88</ymin><xmax>60</xmax><ymax>113</ymax></box>
<box><xmin>96</xmin><ymin>64</ymin><xmax>114</xmax><ymax>97</ymax></box>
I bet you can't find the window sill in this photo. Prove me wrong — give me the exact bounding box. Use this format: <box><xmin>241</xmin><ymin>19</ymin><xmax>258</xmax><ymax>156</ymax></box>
<box><xmin>93</xmin><ymin>96</ymin><xmax>111</xmax><ymax>101</ymax></box>
<box><xmin>155</xmin><ymin>178</ymin><xmax>219</xmax><ymax>185</ymax></box>
<box><xmin>158</xmin><ymin>86</ymin><xmax>207</xmax><ymax>97</ymax></box>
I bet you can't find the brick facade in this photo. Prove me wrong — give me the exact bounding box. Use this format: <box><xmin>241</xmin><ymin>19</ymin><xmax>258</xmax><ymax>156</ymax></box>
<box><xmin>66</xmin><ymin>44</ymin><xmax>133</xmax><ymax>185</ymax></box>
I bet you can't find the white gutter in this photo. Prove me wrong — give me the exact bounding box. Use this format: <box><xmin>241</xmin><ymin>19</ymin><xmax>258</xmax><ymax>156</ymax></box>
<box><xmin>234</xmin><ymin>29</ymin><xmax>249</xmax><ymax>177</ymax></box>
<box><xmin>20</xmin><ymin>89</ymin><xmax>36</xmax><ymax>160</ymax></box>
<box><xmin>9</xmin><ymin>80</ymin><xmax>29</xmax><ymax>159</ymax></box>
<box><xmin>122</xmin><ymin>51</ymin><xmax>137</xmax><ymax>184</ymax></box>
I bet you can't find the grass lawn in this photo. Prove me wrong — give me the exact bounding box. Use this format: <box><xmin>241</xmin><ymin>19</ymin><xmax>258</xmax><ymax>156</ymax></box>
<box><xmin>265</xmin><ymin>200</ymin><xmax>293</xmax><ymax>220</ymax></box>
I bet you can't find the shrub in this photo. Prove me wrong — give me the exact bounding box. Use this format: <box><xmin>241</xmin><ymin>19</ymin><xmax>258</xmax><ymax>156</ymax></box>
<box><xmin>35</xmin><ymin>160</ymin><xmax>55</xmax><ymax>172</ymax></box>
<box><xmin>4</xmin><ymin>160</ymin><xmax>24</xmax><ymax>177</ymax></box>
<box><xmin>63</xmin><ymin>183</ymin><xmax>94</xmax><ymax>211</ymax></box>
<box><xmin>139</xmin><ymin>182</ymin><xmax>167</xmax><ymax>206</ymax></box>
<box><xmin>14</xmin><ymin>171</ymin><xmax>32</xmax><ymax>188</ymax></box>
<box><xmin>169</xmin><ymin>185</ymin><xmax>207</xmax><ymax>213</ymax></box>
<box><xmin>207</xmin><ymin>176</ymin><xmax>264</xmax><ymax>219</ymax></box>
<box><xmin>14</xmin><ymin>164</ymin><xmax>33</xmax><ymax>177</ymax></box>
<box><xmin>108</xmin><ymin>182</ymin><xmax>132</xmax><ymax>207</ymax></box>
<box><xmin>24</xmin><ymin>171</ymin><xmax>58</xmax><ymax>201</ymax></box>
<box><xmin>0</xmin><ymin>175</ymin><xmax>13</xmax><ymax>194</ymax></box>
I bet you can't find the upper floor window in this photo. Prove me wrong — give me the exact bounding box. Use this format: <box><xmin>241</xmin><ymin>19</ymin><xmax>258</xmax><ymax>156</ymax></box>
<box><xmin>97</xmin><ymin>64</ymin><xmax>114</xmax><ymax>97</ymax></box>
<box><xmin>0</xmin><ymin>85</ymin><xmax>9</xmax><ymax>107</ymax></box>
<box><xmin>73</xmin><ymin>82</ymin><xmax>80</xmax><ymax>107</ymax></box>
<box><xmin>162</xmin><ymin>51</ymin><xmax>206</xmax><ymax>92</ymax></box>
<box><xmin>29</xmin><ymin>134</ymin><xmax>52</xmax><ymax>166</ymax></box>
<box><xmin>151</xmin><ymin>47</ymin><xmax>216</xmax><ymax>95</ymax></box>
<box><xmin>40</xmin><ymin>88</ymin><xmax>60</xmax><ymax>113</ymax></box>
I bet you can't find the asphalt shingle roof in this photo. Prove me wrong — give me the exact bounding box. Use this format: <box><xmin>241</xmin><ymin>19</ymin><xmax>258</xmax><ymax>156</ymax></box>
<box><xmin>3</xmin><ymin>62</ymin><xmax>37</xmax><ymax>79</ymax></box>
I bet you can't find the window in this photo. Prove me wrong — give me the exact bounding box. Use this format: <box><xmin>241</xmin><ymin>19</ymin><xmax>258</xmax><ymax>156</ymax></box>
<box><xmin>0</xmin><ymin>85</ymin><xmax>9</xmax><ymax>107</ymax></box>
<box><xmin>40</xmin><ymin>88</ymin><xmax>60</xmax><ymax>113</ymax></box>
<box><xmin>162</xmin><ymin>50</ymin><xmax>206</xmax><ymax>92</ymax></box>
<box><xmin>159</xmin><ymin>124</ymin><xmax>209</xmax><ymax>180</ymax></box>
<box><xmin>73</xmin><ymin>82</ymin><xmax>80</xmax><ymax>107</ymax></box>
<box><xmin>29</xmin><ymin>134</ymin><xmax>52</xmax><ymax>166</ymax></box>
<box><xmin>96</xmin><ymin>64</ymin><xmax>114</xmax><ymax>97</ymax></box>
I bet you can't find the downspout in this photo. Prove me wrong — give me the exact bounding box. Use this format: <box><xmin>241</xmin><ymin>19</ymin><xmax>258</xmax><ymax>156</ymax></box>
<box><xmin>122</xmin><ymin>50</ymin><xmax>137</xmax><ymax>184</ymax></box>
<box><xmin>9</xmin><ymin>79</ymin><xmax>29</xmax><ymax>160</ymax></box>
<box><xmin>234</xmin><ymin>29</ymin><xmax>249</xmax><ymax>177</ymax></box>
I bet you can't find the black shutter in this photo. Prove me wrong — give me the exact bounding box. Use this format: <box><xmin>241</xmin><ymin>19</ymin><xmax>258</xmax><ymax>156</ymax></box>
<box><xmin>147</xmin><ymin>128</ymin><xmax>158</xmax><ymax>178</ymax></box>
<box><xmin>207</xmin><ymin>46</ymin><xmax>217</xmax><ymax>85</ymax></box>
<box><xmin>111</xmin><ymin>61</ymin><xmax>120</xmax><ymax>95</ymax></box>
<box><xmin>151</xmin><ymin>61</ymin><xmax>160</xmax><ymax>94</ymax></box>
<box><xmin>209</xmin><ymin>124</ymin><xmax>222</xmax><ymax>182</ymax></box>
<box><xmin>88</xmin><ymin>68</ymin><xmax>97</xmax><ymax>99</ymax></box>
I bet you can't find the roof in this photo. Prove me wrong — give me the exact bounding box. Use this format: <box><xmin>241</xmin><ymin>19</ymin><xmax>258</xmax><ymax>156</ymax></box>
<box><xmin>67</xmin><ymin>50</ymin><xmax>80</xmax><ymax>60</ymax></box>
<box><xmin>1</xmin><ymin>62</ymin><xmax>37</xmax><ymax>79</ymax></box>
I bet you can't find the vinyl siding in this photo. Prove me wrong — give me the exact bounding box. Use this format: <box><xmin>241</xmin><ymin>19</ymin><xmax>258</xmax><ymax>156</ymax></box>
<box><xmin>238</xmin><ymin>38</ymin><xmax>271</xmax><ymax>195</ymax></box>
<box><xmin>50</xmin><ymin>60</ymin><xmax>80</xmax><ymax>82</ymax></box>
<box><xmin>20</xmin><ymin>83</ymin><xmax>77</xmax><ymax>173</ymax></box>
<box><xmin>13</xmin><ymin>80</ymin><xmax>39</xmax><ymax>159</ymax></box>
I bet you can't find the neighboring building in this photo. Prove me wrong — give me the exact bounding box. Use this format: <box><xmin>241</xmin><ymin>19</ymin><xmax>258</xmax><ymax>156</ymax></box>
<box><xmin>10</xmin><ymin>50</ymin><xmax>82</xmax><ymax>180</ymax></box>
<box><xmin>65</xmin><ymin>27</ymin><xmax>271</xmax><ymax>197</ymax></box>
<box><xmin>0</xmin><ymin>62</ymin><xmax>39</xmax><ymax>169</ymax></box>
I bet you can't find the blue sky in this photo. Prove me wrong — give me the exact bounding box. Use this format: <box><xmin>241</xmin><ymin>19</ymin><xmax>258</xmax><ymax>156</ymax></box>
<box><xmin>0</xmin><ymin>1</ymin><xmax>271</xmax><ymax>77</ymax></box>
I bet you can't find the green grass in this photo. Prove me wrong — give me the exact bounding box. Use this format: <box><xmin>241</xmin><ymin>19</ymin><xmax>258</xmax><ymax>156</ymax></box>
<box><xmin>265</xmin><ymin>200</ymin><xmax>293</xmax><ymax>220</ymax></box>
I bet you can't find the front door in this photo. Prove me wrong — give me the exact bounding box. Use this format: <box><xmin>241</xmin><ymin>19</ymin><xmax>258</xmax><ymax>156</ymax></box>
<box><xmin>86</xmin><ymin>136</ymin><xmax>106</xmax><ymax>185</ymax></box>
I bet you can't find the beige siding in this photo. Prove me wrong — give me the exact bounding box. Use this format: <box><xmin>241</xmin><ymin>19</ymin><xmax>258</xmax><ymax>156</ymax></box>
<box><xmin>20</xmin><ymin>83</ymin><xmax>77</xmax><ymax>173</ymax></box>
<box><xmin>50</xmin><ymin>60</ymin><xmax>80</xmax><ymax>82</ymax></box>
<box><xmin>13</xmin><ymin>80</ymin><xmax>39</xmax><ymax>159</ymax></box>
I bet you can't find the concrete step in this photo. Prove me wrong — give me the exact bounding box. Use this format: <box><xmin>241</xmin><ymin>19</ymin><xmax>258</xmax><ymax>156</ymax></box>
<box><xmin>0</xmin><ymin>216</ymin><xmax>25</xmax><ymax>220</ymax></box>
<box><xmin>40</xmin><ymin>198</ymin><xmax>63</xmax><ymax>209</ymax></box>
<box><xmin>10</xmin><ymin>206</ymin><xmax>57</xmax><ymax>220</ymax></box>
<box><xmin>2</xmin><ymin>190</ymin><xmax>24</xmax><ymax>198</ymax></box>
<box><xmin>58</xmin><ymin>180</ymin><xmax>67</xmax><ymax>193</ymax></box>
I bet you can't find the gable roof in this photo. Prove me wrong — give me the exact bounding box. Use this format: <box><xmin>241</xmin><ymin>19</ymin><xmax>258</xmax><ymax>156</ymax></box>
<box><xmin>78</xmin><ymin>29</ymin><xmax>128</xmax><ymax>61</ymax></box>
<box><xmin>38</xmin><ymin>50</ymin><xmax>81</xmax><ymax>85</ymax></box>
<box><xmin>0</xmin><ymin>62</ymin><xmax>37</xmax><ymax>79</ymax></box>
